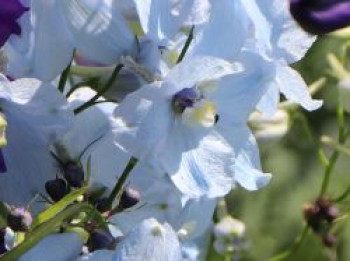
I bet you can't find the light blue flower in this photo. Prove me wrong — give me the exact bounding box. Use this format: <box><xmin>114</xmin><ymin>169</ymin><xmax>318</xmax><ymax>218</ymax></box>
<box><xmin>133</xmin><ymin>0</ymin><xmax>210</xmax><ymax>46</ymax></box>
<box><xmin>0</xmin><ymin>75</ymin><xmax>73</xmax><ymax>206</ymax></box>
<box><xmin>18</xmin><ymin>233</ymin><xmax>84</xmax><ymax>261</ymax></box>
<box><xmin>191</xmin><ymin>0</ymin><xmax>322</xmax><ymax>115</ymax></box>
<box><xmin>243</xmin><ymin>0</ymin><xmax>323</xmax><ymax>115</ymax></box>
<box><xmin>113</xmin><ymin>218</ymin><xmax>182</xmax><ymax>261</ymax></box>
<box><xmin>80</xmin><ymin>219</ymin><xmax>182</xmax><ymax>261</ymax></box>
<box><xmin>110</xmin><ymin>163</ymin><xmax>216</xmax><ymax>243</ymax></box>
<box><xmin>5</xmin><ymin>0</ymin><xmax>135</xmax><ymax>81</ymax></box>
<box><xmin>113</xmin><ymin>55</ymin><xmax>272</xmax><ymax>198</ymax></box>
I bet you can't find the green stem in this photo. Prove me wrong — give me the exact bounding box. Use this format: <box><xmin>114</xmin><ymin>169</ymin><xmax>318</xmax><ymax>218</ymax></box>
<box><xmin>269</xmin><ymin>225</ymin><xmax>309</xmax><ymax>261</ymax></box>
<box><xmin>74</xmin><ymin>64</ymin><xmax>123</xmax><ymax>114</ymax></box>
<box><xmin>177</xmin><ymin>26</ymin><xmax>194</xmax><ymax>64</ymax></box>
<box><xmin>0</xmin><ymin>203</ymin><xmax>97</xmax><ymax>261</ymax></box>
<box><xmin>319</xmin><ymin>99</ymin><xmax>346</xmax><ymax>198</ymax></box>
<box><xmin>107</xmin><ymin>157</ymin><xmax>138</xmax><ymax>209</ymax></box>
<box><xmin>334</xmin><ymin>186</ymin><xmax>350</xmax><ymax>203</ymax></box>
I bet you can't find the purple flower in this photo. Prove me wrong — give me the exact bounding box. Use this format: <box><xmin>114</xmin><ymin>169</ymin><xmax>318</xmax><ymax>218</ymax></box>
<box><xmin>0</xmin><ymin>0</ymin><xmax>29</xmax><ymax>46</ymax></box>
<box><xmin>290</xmin><ymin>0</ymin><xmax>350</xmax><ymax>34</ymax></box>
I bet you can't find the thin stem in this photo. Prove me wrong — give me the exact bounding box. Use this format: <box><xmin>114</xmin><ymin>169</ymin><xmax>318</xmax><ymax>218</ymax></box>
<box><xmin>177</xmin><ymin>26</ymin><xmax>194</xmax><ymax>64</ymax></box>
<box><xmin>319</xmin><ymin>99</ymin><xmax>346</xmax><ymax>198</ymax></box>
<box><xmin>269</xmin><ymin>225</ymin><xmax>309</xmax><ymax>261</ymax></box>
<box><xmin>74</xmin><ymin>64</ymin><xmax>123</xmax><ymax>114</ymax></box>
<box><xmin>334</xmin><ymin>187</ymin><xmax>350</xmax><ymax>203</ymax></box>
<box><xmin>106</xmin><ymin>157</ymin><xmax>138</xmax><ymax>209</ymax></box>
<box><xmin>319</xmin><ymin>151</ymin><xmax>340</xmax><ymax>197</ymax></box>
<box><xmin>0</xmin><ymin>203</ymin><xmax>99</xmax><ymax>261</ymax></box>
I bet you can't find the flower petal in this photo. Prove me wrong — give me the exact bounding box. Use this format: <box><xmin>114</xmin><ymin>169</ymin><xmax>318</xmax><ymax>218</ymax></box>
<box><xmin>113</xmin><ymin>218</ymin><xmax>182</xmax><ymax>261</ymax></box>
<box><xmin>19</xmin><ymin>233</ymin><xmax>83</xmax><ymax>261</ymax></box>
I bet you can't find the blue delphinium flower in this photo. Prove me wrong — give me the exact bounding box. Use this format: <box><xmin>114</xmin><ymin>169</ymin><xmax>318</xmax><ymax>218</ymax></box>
<box><xmin>192</xmin><ymin>0</ymin><xmax>322</xmax><ymax>116</ymax></box>
<box><xmin>0</xmin><ymin>74</ymin><xmax>73</xmax><ymax>206</ymax></box>
<box><xmin>5</xmin><ymin>0</ymin><xmax>135</xmax><ymax>81</ymax></box>
<box><xmin>290</xmin><ymin>0</ymin><xmax>350</xmax><ymax>34</ymax></box>
<box><xmin>80</xmin><ymin>219</ymin><xmax>182</xmax><ymax>261</ymax></box>
<box><xmin>18</xmin><ymin>233</ymin><xmax>84</xmax><ymax>261</ymax></box>
<box><xmin>112</xmin><ymin>55</ymin><xmax>272</xmax><ymax>198</ymax></box>
<box><xmin>132</xmin><ymin>0</ymin><xmax>210</xmax><ymax>47</ymax></box>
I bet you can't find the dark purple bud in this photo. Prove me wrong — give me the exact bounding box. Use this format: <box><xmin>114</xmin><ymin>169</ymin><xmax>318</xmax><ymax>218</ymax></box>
<box><xmin>0</xmin><ymin>149</ymin><xmax>7</xmax><ymax>174</ymax></box>
<box><xmin>0</xmin><ymin>228</ymin><xmax>6</xmax><ymax>255</ymax></box>
<box><xmin>64</xmin><ymin>163</ymin><xmax>84</xmax><ymax>188</ymax></box>
<box><xmin>7</xmin><ymin>207</ymin><xmax>32</xmax><ymax>232</ymax></box>
<box><xmin>95</xmin><ymin>197</ymin><xmax>110</xmax><ymax>213</ymax></box>
<box><xmin>45</xmin><ymin>178</ymin><xmax>70</xmax><ymax>202</ymax></box>
<box><xmin>290</xmin><ymin>0</ymin><xmax>350</xmax><ymax>34</ymax></box>
<box><xmin>303</xmin><ymin>203</ymin><xmax>321</xmax><ymax>232</ymax></box>
<box><xmin>87</xmin><ymin>229</ymin><xmax>115</xmax><ymax>251</ymax></box>
<box><xmin>119</xmin><ymin>187</ymin><xmax>141</xmax><ymax>209</ymax></box>
<box><xmin>0</xmin><ymin>0</ymin><xmax>29</xmax><ymax>46</ymax></box>
<box><xmin>173</xmin><ymin>87</ymin><xmax>200</xmax><ymax>114</ymax></box>
<box><xmin>325</xmin><ymin>206</ymin><xmax>339</xmax><ymax>222</ymax></box>
<box><xmin>322</xmin><ymin>233</ymin><xmax>336</xmax><ymax>247</ymax></box>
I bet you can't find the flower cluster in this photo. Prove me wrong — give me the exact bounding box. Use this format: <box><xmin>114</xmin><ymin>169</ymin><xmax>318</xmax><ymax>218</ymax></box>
<box><xmin>0</xmin><ymin>0</ymin><xmax>327</xmax><ymax>260</ymax></box>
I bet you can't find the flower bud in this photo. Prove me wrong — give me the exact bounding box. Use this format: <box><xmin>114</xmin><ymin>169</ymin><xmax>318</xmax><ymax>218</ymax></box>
<box><xmin>119</xmin><ymin>187</ymin><xmax>141</xmax><ymax>209</ymax></box>
<box><xmin>64</xmin><ymin>163</ymin><xmax>84</xmax><ymax>188</ymax></box>
<box><xmin>95</xmin><ymin>197</ymin><xmax>110</xmax><ymax>213</ymax></box>
<box><xmin>290</xmin><ymin>0</ymin><xmax>350</xmax><ymax>35</ymax></box>
<box><xmin>322</xmin><ymin>233</ymin><xmax>336</xmax><ymax>247</ymax></box>
<box><xmin>249</xmin><ymin>110</ymin><xmax>289</xmax><ymax>144</ymax></box>
<box><xmin>325</xmin><ymin>206</ymin><xmax>339</xmax><ymax>223</ymax></box>
<box><xmin>213</xmin><ymin>216</ymin><xmax>245</xmax><ymax>255</ymax></box>
<box><xmin>0</xmin><ymin>228</ymin><xmax>6</xmax><ymax>254</ymax></box>
<box><xmin>7</xmin><ymin>207</ymin><xmax>32</xmax><ymax>232</ymax></box>
<box><xmin>87</xmin><ymin>229</ymin><xmax>115</xmax><ymax>251</ymax></box>
<box><xmin>303</xmin><ymin>203</ymin><xmax>321</xmax><ymax>233</ymax></box>
<box><xmin>45</xmin><ymin>178</ymin><xmax>70</xmax><ymax>202</ymax></box>
<box><xmin>0</xmin><ymin>112</ymin><xmax>8</xmax><ymax>148</ymax></box>
<box><xmin>315</xmin><ymin>198</ymin><xmax>338</xmax><ymax>223</ymax></box>
<box><xmin>338</xmin><ymin>78</ymin><xmax>350</xmax><ymax>113</ymax></box>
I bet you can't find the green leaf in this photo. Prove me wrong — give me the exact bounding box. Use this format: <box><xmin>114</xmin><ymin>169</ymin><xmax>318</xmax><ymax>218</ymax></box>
<box><xmin>31</xmin><ymin>186</ymin><xmax>88</xmax><ymax>229</ymax></box>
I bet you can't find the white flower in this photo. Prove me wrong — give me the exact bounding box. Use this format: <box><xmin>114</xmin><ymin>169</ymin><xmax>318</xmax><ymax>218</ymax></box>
<box><xmin>0</xmin><ymin>75</ymin><xmax>73</xmax><ymax>206</ymax></box>
<box><xmin>113</xmin><ymin>55</ymin><xmax>272</xmax><ymax>198</ymax></box>
<box><xmin>6</xmin><ymin>0</ymin><xmax>135</xmax><ymax>81</ymax></box>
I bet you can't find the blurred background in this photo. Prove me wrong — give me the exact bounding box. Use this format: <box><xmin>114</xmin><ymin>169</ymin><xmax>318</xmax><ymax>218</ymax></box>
<box><xmin>215</xmin><ymin>32</ymin><xmax>350</xmax><ymax>261</ymax></box>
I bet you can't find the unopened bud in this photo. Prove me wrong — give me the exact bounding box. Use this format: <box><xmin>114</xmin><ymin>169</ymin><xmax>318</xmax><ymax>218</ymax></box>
<box><xmin>0</xmin><ymin>229</ymin><xmax>6</xmax><ymax>254</ymax></box>
<box><xmin>249</xmin><ymin>110</ymin><xmax>289</xmax><ymax>144</ymax></box>
<box><xmin>0</xmin><ymin>112</ymin><xmax>7</xmax><ymax>148</ymax></box>
<box><xmin>87</xmin><ymin>229</ymin><xmax>115</xmax><ymax>251</ymax></box>
<box><xmin>322</xmin><ymin>233</ymin><xmax>336</xmax><ymax>247</ymax></box>
<box><xmin>339</xmin><ymin>78</ymin><xmax>350</xmax><ymax>113</ymax></box>
<box><xmin>213</xmin><ymin>216</ymin><xmax>245</xmax><ymax>255</ymax></box>
<box><xmin>45</xmin><ymin>178</ymin><xmax>70</xmax><ymax>202</ymax></box>
<box><xmin>95</xmin><ymin>197</ymin><xmax>110</xmax><ymax>213</ymax></box>
<box><xmin>326</xmin><ymin>206</ymin><xmax>339</xmax><ymax>222</ymax></box>
<box><xmin>303</xmin><ymin>202</ymin><xmax>322</xmax><ymax>233</ymax></box>
<box><xmin>119</xmin><ymin>187</ymin><xmax>141</xmax><ymax>209</ymax></box>
<box><xmin>7</xmin><ymin>207</ymin><xmax>32</xmax><ymax>232</ymax></box>
<box><xmin>64</xmin><ymin>163</ymin><xmax>84</xmax><ymax>188</ymax></box>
